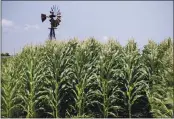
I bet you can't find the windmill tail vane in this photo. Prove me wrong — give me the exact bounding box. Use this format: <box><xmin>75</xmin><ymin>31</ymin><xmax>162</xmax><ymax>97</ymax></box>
<box><xmin>41</xmin><ymin>5</ymin><xmax>62</xmax><ymax>40</ymax></box>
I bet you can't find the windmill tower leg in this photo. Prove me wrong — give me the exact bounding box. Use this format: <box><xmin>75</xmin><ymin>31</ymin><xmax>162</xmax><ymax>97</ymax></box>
<box><xmin>49</xmin><ymin>28</ymin><xmax>54</xmax><ymax>40</ymax></box>
<box><xmin>49</xmin><ymin>28</ymin><xmax>52</xmax><ymax>40</ymax></box>
<box><xmin>53</xmin><ymin>28</ymin><xmax>56</xmax><ymax>39</ymax></box>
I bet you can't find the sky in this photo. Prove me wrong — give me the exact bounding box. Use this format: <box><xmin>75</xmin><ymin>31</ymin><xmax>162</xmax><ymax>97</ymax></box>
<box><xmin>2</xmin><ymin>1</ymin><xmax>173</xmax><ymax>55</ymax></box>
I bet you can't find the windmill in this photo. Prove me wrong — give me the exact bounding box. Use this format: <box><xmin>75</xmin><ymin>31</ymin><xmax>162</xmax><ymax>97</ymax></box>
<box><xmin>41</xmin><ymin>5</ymin><xmax>62</xmax><ymax>40</ymax></box>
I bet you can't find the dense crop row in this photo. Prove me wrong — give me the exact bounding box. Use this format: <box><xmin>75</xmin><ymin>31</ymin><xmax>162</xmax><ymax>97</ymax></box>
<box><xmin>1</xmin><ymin>38</ymin><xmax>173</xmax><ymax>118</ymax></box>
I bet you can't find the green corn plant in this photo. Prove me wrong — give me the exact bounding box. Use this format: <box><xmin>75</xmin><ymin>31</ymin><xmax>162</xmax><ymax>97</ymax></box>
<box><xmin>1</xmin><ymin>57</ymin><xmax>23</xmax><ymax>118</ymax></box>
<box><xmin>86</xmin><ymin>39</ymin><xmax>123</xmax><ymax>118</ymax></box>
<box><xmin>14</xmin><ymin>46</ymin><xmax>48</xmax><ymax>118</ymax></box>
<box><xmin>65</xmin><ymin>38</ymin><xmax>101</xmax><ymax>118</ymax></box>
<box><xmin>117</xmin><ymin>40</ymin><xmax>148</xmax><ymax>118</ymax></box>
<box><xmin>158</xmin><ymin>38</ymin><xmax>173</xmax><ymax>87</ymax></box>
<box><xmin>39</xmin><ymin>40</ymin><xmax>78</xmax><ymax>118</ymax></box>
<box><xmin>142</xmin><ymin>39</ymin><xmax>173</xmax><ymax>118</ymax></box>
<box><xmin>158</xmin><ymin>38</ymin><xmax>173</xmax><ymax>117</ymax></box>
<box><xmin>163</xmin><ymin>88</ymin><xmax>173</xmax><ymax>117</ymax></box>
<box><xmin>42</xmin><ymin>41</ymin><xmax>64</xmax><ymax>118</ymax></box>
<box><xmin>142</xmin><ymin>41</ymin><xmax>157</xmax><ymax>118</ymax></box>
<box><xmin>92</xmin><ymin>76</ymin><xmax>121</xmax><ymax>118</ymax></box>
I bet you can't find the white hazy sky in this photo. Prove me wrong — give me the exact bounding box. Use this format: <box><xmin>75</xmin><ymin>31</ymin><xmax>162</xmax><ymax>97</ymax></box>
<box><xmin>2</xmin><ymin>1</ymin><xmax>173</xmax><ymax>55</ymax></box>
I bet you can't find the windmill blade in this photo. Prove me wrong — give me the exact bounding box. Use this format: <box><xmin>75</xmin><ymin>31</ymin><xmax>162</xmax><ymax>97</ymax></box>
<box><xmin>57</xmin><ymin>8</ymin><xmax>60</xmax><ymax>15</ymax></box>
<box><xmin>53</xmin><ymin>5</ymin><xmax>54</xmax><ymax>12</ymax></box>
<box><xmin>55</xmin><ymin>5</ymin><xmax>57</xmax><ymax>13</ymax></box>
<box><xmin>55</xmin><ymin>5</ymin><xmax>57</xmax><ymax>14</ymax></box>
<box><xmin>57</xmin><ymin>6</ymin><xmax>59</xmax><ymax>11</ymax></box>
<box><xmin>57</xmin><ymin>6</ymin><xmax>59</xmax><ymax>14</ymax></box>
<box><xmin>57</xmin><ymin>10</ymin><xmax>61</xmax><ymax>16</ymax></box>
<box><xmin>55</xmin><ymin>6</ymin><xmax>57</xmax><ymax>13</ymax></box>
<box><xmin>57</xmin><ymin>6</ymin><xmax>60</xmax><ymax>15</ymax></box>
<box><xmin>54</xmin><ymin>5</ymin><xmax>56</xmax><ymax>13</ymax></box>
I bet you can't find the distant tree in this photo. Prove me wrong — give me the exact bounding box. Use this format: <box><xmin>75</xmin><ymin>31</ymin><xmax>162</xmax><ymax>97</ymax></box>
<box><xmin>5</xmin><ymin>53</ymin><xmax>10</xmax><ymax>56</ymax></box>
<box><xmin>1</xmin><ymin>53</ymin><xmax>10</xmax><ymax>56</ymax></box>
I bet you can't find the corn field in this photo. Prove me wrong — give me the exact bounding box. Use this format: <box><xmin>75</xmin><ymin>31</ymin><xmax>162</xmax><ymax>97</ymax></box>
<box><xmin>1</xmin><ymin>38</ymin><xmax>173</xmax><ymax>118</ymax></box>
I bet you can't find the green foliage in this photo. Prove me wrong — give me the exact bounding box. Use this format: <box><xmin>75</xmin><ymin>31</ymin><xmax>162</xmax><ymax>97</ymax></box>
<box><xmin>142</xmin><ymin>38</ymin><xmax>173</xmax><ymax>118</ymax></box>
<box><xmin>1</xmin><ymin>38</ymin><xmax>173</xmax><ymax>118</ymax></box>
<box><xmin>1</xmin><ymin>53</ymin><xmax>10</xmax><ymax>56</ymax></box>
